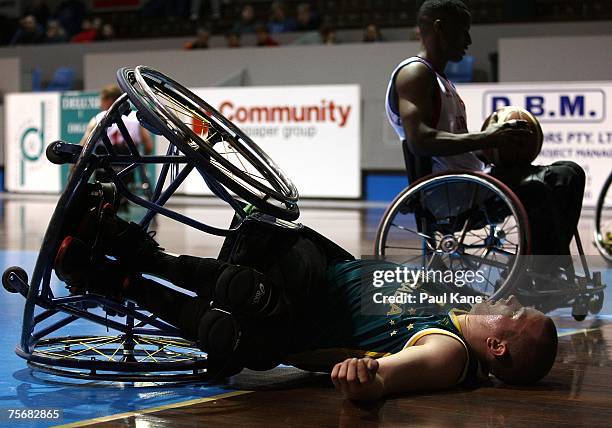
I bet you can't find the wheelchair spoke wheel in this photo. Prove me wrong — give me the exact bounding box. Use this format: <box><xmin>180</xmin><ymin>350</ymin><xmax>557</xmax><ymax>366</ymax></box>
<box><xmin>594</xmin><ymin>172</ymin><xmax>612</xmax><ymax>262</ymax></box>
<box><xmin>117</xmin><ymin>66</ymin><xmax>299</xmax><ymax>221</ymax></box>
<box><xmin>21</xmin><ymin>335</ymin><xmax>210</xmax><ymax>382</ymax></box>
<box><xmin>375</xmin><ymin>173</ymin><xmax>530</xmax><ymax>301</ymax></box>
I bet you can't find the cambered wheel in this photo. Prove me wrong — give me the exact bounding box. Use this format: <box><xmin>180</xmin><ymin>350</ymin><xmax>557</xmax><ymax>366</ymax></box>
<box><xmin>117</xmin><ymin>66</ymin><xmax>299</xmax><ymax>221</ymax></box>
<box><xmin>375</xmin><ymin>172</ymin><xmax>531</xmax><ymax>302</ymax></box>
<box><xmin>19</xmin><ymin>335</ymin><xmax>210</xmax><ymax>382</ymax></box>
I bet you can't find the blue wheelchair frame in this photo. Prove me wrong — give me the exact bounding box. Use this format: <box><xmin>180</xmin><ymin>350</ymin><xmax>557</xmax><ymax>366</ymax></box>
<box><xmin>4</xmin><ymin>93</ymin><xmax>262</xmax><ymax>381</ymax></box>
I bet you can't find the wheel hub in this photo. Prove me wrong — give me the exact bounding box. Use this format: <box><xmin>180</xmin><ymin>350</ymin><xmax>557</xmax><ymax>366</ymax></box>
<box><xmin>440</xmin><ymin>235</ymin><xmax>459</xmax><ymax>254</ymax></box>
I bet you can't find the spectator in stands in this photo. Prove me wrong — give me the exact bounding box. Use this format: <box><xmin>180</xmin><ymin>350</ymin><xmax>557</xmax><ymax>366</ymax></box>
<box><xmin>45</xmin><ymin>19</ymin><xmax>68</xmax><ymax>43</ymax></box>
<box><xmin>10</xmin><ymin>14</ymin><xmax>45</xmax><ymax>45</ymax></box>
<box><xmin>24</xmin><ymin>0</ymin><xmax>50</xmax><ymax>28</ymax></box>
<box><xmin>232</xmin><ymin>4</ymin><xmax>257</xmax><ymax>34</ymax></box>
<box><xmin>99</xmin><ymin>23</ymin><xmax>115</xmax><ymax>41</ymax></box>
<box><xmin>226</xmin><ymin>30</ymin><xmax>241</xmax><ymax>48</ymax></box>
<box><xmin>267</xmin><ymin>2</ymin><xmax>296</xmax><ymax>34</ymax></box>
<box><xmin>184</xmin><ymin>26</ymin><xmax>210</xmax><ymax>49</ymax></box>
<box><xmin>320</xmin><ymin>23</ymin><xmax>339</xmax><ymax>45</ymax></box>
<box><xmin>296</xmin><ymin>3</ymin><xmax>319</xmax><ymax>31</ymax></box>
<box><xmin>255</xmin><ymin>24</ymin><xmax>279</xmax><ymax>47</ymax></box>
<box><xmin>70</xmin><ymin>17</ymin><xmax>101</xmax><ymax>43</ymax></box>
<box><xmin>363</xmin><ymin>23</ymin><xmax>383</xmax><ymax>42</ymax></box>
<box><xmin>55</xmin><ymin>0</ymin><xmax>86</xmax><ymax>37</ymax></box>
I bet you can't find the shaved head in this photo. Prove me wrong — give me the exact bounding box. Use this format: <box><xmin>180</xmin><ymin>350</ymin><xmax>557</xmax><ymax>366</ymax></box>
<box><xmin>417</xmin><ymin>0</ymin><xmax>470</xmax><ymax>35</ymax></box>
<box><xmin>489</xmin><ymin>315</ymin><xmax>558</xmax><ymax>385</ymax></box>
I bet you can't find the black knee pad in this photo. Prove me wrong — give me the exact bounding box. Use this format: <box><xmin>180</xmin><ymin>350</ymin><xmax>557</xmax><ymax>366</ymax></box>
<box><xmin>214</xmin><ymin>265</ymin><xmax>276</xmax><ymax>316</ymax></box>
<box><xmin>197</xmin><ymin>308</ymin><xmax>241</xmax><ymax>357</ymax></box>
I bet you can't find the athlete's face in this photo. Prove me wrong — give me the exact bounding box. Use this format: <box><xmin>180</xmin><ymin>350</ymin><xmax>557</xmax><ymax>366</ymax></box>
<box><xmin>439</xmin><ymin>12</ymin><xmax>472</xmax><ymax>62</ymax></box>
<box><xmin>471</xmin><ymin>295</ymin><xmax>547</xmax><ymax>335</ymax></box>
<box><xmin>100</xmin><ymin>96</ymin><xmax>113</xmax><ymax>111</ymax></box>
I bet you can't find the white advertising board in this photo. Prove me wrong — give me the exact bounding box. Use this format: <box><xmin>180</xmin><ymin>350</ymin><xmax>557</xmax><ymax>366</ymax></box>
<box><xmin>184</xmin><ymin>85</ymin><xmax>361</xmax><ymax>198</ymax></box>
<box><xmin>4</xmin><ymin>93</ymin><xmax>61</xmax><ymax>193</ymax></box>
<box><xmin>459</xmin><ymin>82</ymin><xmax>612</xmax><ymax>206</ymax></box>
<box><xmin>4</xmin><ymin>85</ymin><xmax>361</xmax><ymax>198</ymax></box>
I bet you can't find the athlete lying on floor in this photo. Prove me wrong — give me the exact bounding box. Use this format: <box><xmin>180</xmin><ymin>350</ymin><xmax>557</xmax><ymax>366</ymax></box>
<box><xmin>55</xmin><ymin>186</ymin><xmax>557</xmax><ymax>402</ymax></box>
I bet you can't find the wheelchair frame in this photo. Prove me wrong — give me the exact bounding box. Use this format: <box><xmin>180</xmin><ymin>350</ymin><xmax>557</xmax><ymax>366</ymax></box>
<box><xmin>3</xmin><ymin>67</ymin><xmax>299</xmax><ymax>381</ymax></box>
<box><xmin>374</xmin><ymin>141</ymin><xmax>606</xmax><ymax>319</ymax></box>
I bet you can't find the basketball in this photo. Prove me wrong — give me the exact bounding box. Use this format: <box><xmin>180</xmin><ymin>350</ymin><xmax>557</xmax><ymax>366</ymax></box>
<box><xmin>481</xmin><ymin>106</ymin><xmax>544</xmax><ymax>166</ymax></box>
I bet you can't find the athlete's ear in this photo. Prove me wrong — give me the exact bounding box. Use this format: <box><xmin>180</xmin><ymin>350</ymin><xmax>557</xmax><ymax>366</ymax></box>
<box><xmin>486</xmin><ymin>337</ymin><xmax>507</xmax><ymax>357</ymax></box>
<box><xmin>432</xmin><ymin>19</ymin><xmax>443</xmax><ymax>33</ymax></box>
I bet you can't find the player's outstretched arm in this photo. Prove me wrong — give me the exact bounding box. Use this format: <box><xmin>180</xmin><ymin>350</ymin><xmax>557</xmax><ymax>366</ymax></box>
<box><xmin>331</xmin><ymin>335</ymin><xmax>467</xmax><ymax>402</ymax></box>
<box><xmin>395</xmin><ymin>63</ymin><xmax>531</xmax><ymax>157</ymax></box>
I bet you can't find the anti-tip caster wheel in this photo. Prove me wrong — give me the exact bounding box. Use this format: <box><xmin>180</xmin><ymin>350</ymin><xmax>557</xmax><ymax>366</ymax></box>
<box><xmin>2</xmin><ymin>266</ymin><xmax>28</xmax><ymax>294</ymax></box>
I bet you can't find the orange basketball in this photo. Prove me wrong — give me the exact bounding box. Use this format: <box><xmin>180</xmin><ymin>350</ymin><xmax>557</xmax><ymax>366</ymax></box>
<box><xmin>481</xmin><ymin>106</ymin><xmax>543</xmax><ymax>167</ymax></box>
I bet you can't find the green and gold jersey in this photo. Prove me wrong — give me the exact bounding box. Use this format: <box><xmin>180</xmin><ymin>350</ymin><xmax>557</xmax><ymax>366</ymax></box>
<box><xmin>287</xmin><ymin>260</ymin><xmax>481</xmax><ymax>385</ymax></box>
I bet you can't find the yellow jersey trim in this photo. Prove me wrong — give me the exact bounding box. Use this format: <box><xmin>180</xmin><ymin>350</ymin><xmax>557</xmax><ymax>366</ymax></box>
<box><xmin>402</xmin><ymin>327</ymin><xmax>470</xmax><ymax>384</ymax></box>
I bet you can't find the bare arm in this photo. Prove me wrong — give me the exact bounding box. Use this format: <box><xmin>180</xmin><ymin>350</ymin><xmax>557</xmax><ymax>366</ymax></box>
<box><xmin>396</xmin><ymin>62</ymin><xmax>531</xmax><ymax>157</ymax></box>
<box><xmin>78</xmin><ymin>118</ymin><xmax>97</xmax><ymax>147</ymax></box>
<box><xmin>331</xmin><ymin>335</ymin><xmax>467</xmax><ymax>402</ymax></box>
<box><xmin>139</xmin><ymin>126</ymin><xmax>153</xmax><ymax>155</ymax></box>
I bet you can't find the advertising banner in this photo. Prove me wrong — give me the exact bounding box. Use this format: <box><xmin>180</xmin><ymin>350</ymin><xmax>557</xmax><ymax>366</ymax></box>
<box><xmin>459</xmin><ymin>82</ymin><xmax>612</xmax><ymax>207</ymax></box>
<box><xmin>5</xmin><ymin>93</ymin><xmax>61</xmax><ymax>193</ymax></box>
<box><xmin>185</xmin><ymin>85</ymin><xmax>362</xmax><ymax>198</ymax></box>
<box><xmin>59</xmin><ymin>92</ymin><xmax>101</xmax><ymax>187</ymax></box>
<box><xmin>4</xmin><ymin>84</ymin><xmax>361</xmax><ymax>198</ymax></box>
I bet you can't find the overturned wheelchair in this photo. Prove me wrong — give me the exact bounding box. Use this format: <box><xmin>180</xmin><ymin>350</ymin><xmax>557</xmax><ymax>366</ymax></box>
<box><xmin>374</xmin><ymin>141</ymin><xmax>606</xmax><ymax>320</ymax></box>
<box><xmin>2</xmin><ymin>66</ymin><xmax>302</xmax><ymax>381</ymax></box>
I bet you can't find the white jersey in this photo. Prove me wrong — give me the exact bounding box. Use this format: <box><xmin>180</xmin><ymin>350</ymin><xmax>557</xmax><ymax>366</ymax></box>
<box><xmin>94</xmin><ymin>110</ymin><xmax>142</xmax><ymax>147</ymax></box>
<box><xmin>386</xmin><ymin>56</ymin><xmax>485</xmax><ymax>173</ymax></box>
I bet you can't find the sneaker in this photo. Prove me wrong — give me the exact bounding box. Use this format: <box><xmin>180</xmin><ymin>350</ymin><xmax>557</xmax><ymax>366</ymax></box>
<box><xmin>71</xmin><ymin>191</ymin><xmax>164</xmax><ymax>272</ymax></box>
<box><xmin>85</xmin><ymin>259</ymin><xmax>132</xmax><ymax>301</ymax></box>
<box><xmin>54</xmin><ymin>236</ymin><xmax>92</xmax><ymax>284</ymax></box>
<box><xmin>106</xmin><ymin>221</ymin><xmax>165</xmax><ymax>272</ymax></box>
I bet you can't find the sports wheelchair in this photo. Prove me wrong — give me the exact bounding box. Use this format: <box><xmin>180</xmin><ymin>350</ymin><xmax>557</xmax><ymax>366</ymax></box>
<box><xmin>374</xmin><ymin>141</ymin><xmax>606</xmax><ymax>320</ymax></box>
<box><xmin>2</xmin><ymin>66</ymin><xmax>301</xmax><ymax>381</ymax></box>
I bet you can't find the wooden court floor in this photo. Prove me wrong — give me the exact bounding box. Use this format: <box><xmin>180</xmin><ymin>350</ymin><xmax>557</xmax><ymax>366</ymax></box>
<box><xmin>1</xmin><ymin>195</ymin><xmax>611</xmax><ymax>427</ymax></box>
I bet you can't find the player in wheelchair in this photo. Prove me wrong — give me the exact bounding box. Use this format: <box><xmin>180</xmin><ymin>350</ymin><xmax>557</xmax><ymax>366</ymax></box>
<box><xmin>3</xmin><ymin>66</ymin><xmax>559</xmax><ymax>398</ymax></box>
<box><xmin>379</xmin><ymin>0</ymin><xmax>604</xmax><ymax>318</ymax></box>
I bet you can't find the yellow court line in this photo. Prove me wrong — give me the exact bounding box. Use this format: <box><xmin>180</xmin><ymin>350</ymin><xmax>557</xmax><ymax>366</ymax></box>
<box><xmin>558</xmin><ymin>326</ymin><xmax>603</xmax><ymax>337</ymax></box>
<box><xmin>54</xmin><ymin>390</ymin><xmax>252</xmax><ymax>428</ymax></box>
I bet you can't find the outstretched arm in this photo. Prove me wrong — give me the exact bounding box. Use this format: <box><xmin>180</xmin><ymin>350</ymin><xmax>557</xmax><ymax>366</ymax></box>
<box><xmin>331</xmin><ymin>335</ymin><xmax>467</xmax><ymax>401</ymax></box>
<box><xmin>396</xmin><ymin>62</ymin><xmax>531</xmax><ymax>157</ymax></box>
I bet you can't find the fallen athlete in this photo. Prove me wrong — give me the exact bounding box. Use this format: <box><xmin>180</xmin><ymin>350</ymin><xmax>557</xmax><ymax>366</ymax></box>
<box><xmin>54</xmin><ymin>186</ymin><xmax>557</xmax><ymax>402</ymax></box>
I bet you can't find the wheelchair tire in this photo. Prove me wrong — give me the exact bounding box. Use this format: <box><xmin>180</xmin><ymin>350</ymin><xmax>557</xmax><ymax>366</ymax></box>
<box><xmin>374</xmin><ymin>171</ymin><xmax>531</xmax><ymax>301</ymax></box>
<box><xmin>117</xmin><ymin>66</ymin><xmax>299</xmax><ymax>221</ymax></box>
<box><xmin>594</xmin><ymin>172</ymin><xmax>612</xmax><ymax>263</ymax></box>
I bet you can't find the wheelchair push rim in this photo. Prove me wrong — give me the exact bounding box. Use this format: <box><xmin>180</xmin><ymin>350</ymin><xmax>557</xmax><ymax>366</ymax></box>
<box><xmin>117</xmin><ymin>66</ymin><xmax>299</xmax><ymax>221</ymax></box>
<box><xmin>375</xmin><ymin>172</ymin><xmax>531</xmax><ymax>301</ymax></box>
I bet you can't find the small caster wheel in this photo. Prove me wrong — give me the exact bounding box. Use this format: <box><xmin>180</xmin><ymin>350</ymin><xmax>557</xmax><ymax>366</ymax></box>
<box><xmin>589</xmin><ymin>292</ymin><xmax>605</xmax><ymax>315</ymax></box>
<box><xmin>2</xmin><ymin>266</ymin><xmax>28</xmax><ymax>293</ymax></box>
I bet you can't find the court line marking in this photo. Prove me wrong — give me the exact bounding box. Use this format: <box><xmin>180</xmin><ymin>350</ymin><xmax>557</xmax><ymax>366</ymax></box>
<box><xmin>54</xmin><ymin>390</ymin><xmax>252</xmax><ymax>428</ymax></box>
<box><xmin>558</xmin><ymin>326</ymin><xmax>603</xmax><ymax>337</ymax></box>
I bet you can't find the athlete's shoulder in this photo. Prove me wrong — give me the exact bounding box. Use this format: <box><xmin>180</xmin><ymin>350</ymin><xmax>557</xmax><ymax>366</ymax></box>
<box><xmin>396</xmin><ymin>61</ymin><xmax>436</xmax><ymax>93</ymax></box>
